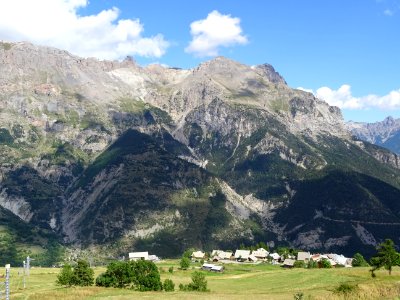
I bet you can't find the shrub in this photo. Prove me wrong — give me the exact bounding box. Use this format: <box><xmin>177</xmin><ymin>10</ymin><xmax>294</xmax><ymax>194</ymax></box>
<box><xmin>180</xmin><ymin>257</ymin><xmax>190</xmax><ymax>270</ymax></box>
<box><xmin>132</xmin><ymin>260</ymin><xmax>162</xmax><ymax>291</ymax></box>
<box><xmin>96</xmin><ymin>260</ymin><xmax>162</xmax><ymax>291</ymax></box>
<box><xmin>56</xmin><ymin>264</ymin><xmax>74</xmax><ymax>286</ymax></box>
<box><xmin>320</xmin><ymin>258</ymin><xmax>332</xmax><ymax>269</ymax></box>
<box><xmin>334</xmin><ymin>283</ymin><xmax>358</xmax><ymax>295</ymax></box>
<box><xmin>163</xmin><ymin>279</ymin><xmax>175</xmax><ymax>292</ymax></box>
<box><xmin>307</xmin><ymin>259</ymin><xmax>317</xmax><ymax>269</ymax></box>
<box><xmin>180</xmin><ymin>271</ymin><xmax>208</xmax><ymax>292</ymax></box>
<box><xmin>293</xmin><ymin>292</ymin><xmax>304</xmax><ymax>300</ymax></box>
<box><xmin>168</xmin><ymin>266</ymin><xmax>174</xmax><ymax>273</ymax></box>
<box><xmin>96</xmin><ymin>261</ymin><xmax>133</xmax><ymax>288</ymax></box>
<box><xmin>352</xmin><ymin>253</ymin><xmax>369</xmax><ymax>267</ymax></box>
<box><xmin>73</xmin><ymin>260</ymin><xmax>94</xmax><ymax>286</ymax></box>
<box><xmin>293</xmin><ymin>261</ymin><xmax>306</xmax><ymax>268</ymax></box>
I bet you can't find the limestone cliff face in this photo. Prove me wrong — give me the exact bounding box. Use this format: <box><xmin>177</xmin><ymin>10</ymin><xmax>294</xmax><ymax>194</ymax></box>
<box><xmin>1</xmin><ymin>41</ymin><xmax>400</xmax><ymax>256</ymax></box>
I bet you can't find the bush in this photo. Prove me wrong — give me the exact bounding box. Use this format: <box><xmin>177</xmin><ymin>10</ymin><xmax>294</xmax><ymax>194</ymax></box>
<box><xmin>96</xmin><ymin>260</ymin><xmax>162</xmax><ymax>291</ymax></box>
<box><xmin>352</xmin><ymin>253</ymin><xmax>369</xmax><ymax>267</ymax></box>
<box><xmin>179</xmin><ymin>271</ymin><xmax>208</xmax><ymax>292</ymax></box>
<box><xmin>96</xmin><ymin>261</ymin><xmax>134</xmax><ymax>288</ymax></box>
<box><xmin>132</xmin><ymin>260</ymin><xmax>162</xmax><ymax>291</ymax></box>
<box><xmin>320</xmin><ymin>258</ymin><xmax>332</xmax><ymax>269</ymax></box>
<box><xmin>334</xmin><ymin>283</ymin><xmax>358</xmax><ymax>295</ymax></box>
<box><xmin>293</xmin><ymin>261</ymin><xmax>306</xmax><ymax>268</ymax></box>
<box><xmin>56</xmin><ymin>264</ymin><xmax>74</xmax><ymax>286</ymax></box>
<box><xmin>168</xmin><ymin>266</ymin><xmax>174</xmax><ymax>273</ymax></box>
<box><xmin>293</xmin><ymin>292</ymin><xmax>304</xmax><ymax>300</ymax></box>
<box><xmin>307</xmin><ymin>259</ymin><xmax>317</xmax><ymax>269</ymax></box>
<box><xmin>73</xmin><ymin>260</ymin><xmax>94</xmax><ymax>286</ymax></box>
<box><xmin>57</xmin><ymin>260</ymin><xmax>94</xmax><ymax>287</ymax></box>
<box><xmin>163</xmin><ymin>279</ymin><xmax>175</xmax><ymax>291</ymax></box>
<box><xmin>180</xmin><ymin>257</ymin><xmax>190</xmax><ymax>270</ymax></box>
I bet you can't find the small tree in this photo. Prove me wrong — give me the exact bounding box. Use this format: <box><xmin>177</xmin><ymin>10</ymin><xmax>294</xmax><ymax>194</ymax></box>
<box><xmin>320</xmin><ymin>258</ymin><xmax>332</xmax><ymax>269</ymax></box>
<box><xmin>307</xmin><ymin>259</ymin><xmax>317</xmax><ymax>269</ymax></box>
<box><xmin>370</xmin><ymin>239</ymin><xmax>400</xmax><ymax>276</ymax></box>
<box><xmin>56</xmin><ymin>264</ymin><xmax>74</xmax><ymax>286</ymax></box>
<box><xmin>293</xmin><ymin>261</ymin><xmax>306</xmax><ymax>268</ymax></box>
<box><xmin>73</xmin><ymin>260</ymin><xmax>94</xmax><ymax>286</ymax></box>
<box><xmin>180</xmin><ymin>257</ymin><xmax>191</xmax><ymax>270</ymax></box>
<box><xmin>179</xmin><ymin>271</ymin><xmax>208</xmax><ymax>292</ymax></box>
<box><xmin>132</xmin><ymin>260</ymin><xmax>162</xmax><ymax>291</ymax></box>
<box><xmin>163</xmin><ymin>279</ymin><xmax>175</xmax><ymax>291</ymax></box>
<box><xmin>352</xmin><ymin>253</ymin><xmax>369</xmax><ymax>267</ymax></box>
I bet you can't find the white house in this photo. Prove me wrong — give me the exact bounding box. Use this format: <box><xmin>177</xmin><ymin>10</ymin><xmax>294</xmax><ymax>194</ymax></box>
<box><xmin>269</xmin><ymin>252</ymin><xmax>281</xmax><ymax>261</ymax></box>
<box><xmin>234</xmin><ymin>249</ymin><xmax>251</xmax><ymax>261</ymax></box>
<box><xmin>297</xmin><ymin>251</ymin><xmax>311</xmax><ymax>262</ymax></box>
<box><xmin>192</xmin><ymin>251</ymin><xmax>206</xmax><ymax>259</ymax></box>
<box><xmin>211</xmin><ymin>250</ymin><xmax>233</xmax><ymax>260</ymax></box>
<box><xmin>252</xmin><ymin>248</ymin><xmax>269</xmax><ymax>259</ymax></box>
<box><xmin>129</xmin><ymin>251</ymin><xmax>149</xmax><ymax>261</ymax></box>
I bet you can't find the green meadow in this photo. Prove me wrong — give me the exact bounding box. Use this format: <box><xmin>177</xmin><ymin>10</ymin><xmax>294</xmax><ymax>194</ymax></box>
<box><xmin>4</xmin><ymin>261</ymin><xmax>400</xmax><ymax>300</ymax></box>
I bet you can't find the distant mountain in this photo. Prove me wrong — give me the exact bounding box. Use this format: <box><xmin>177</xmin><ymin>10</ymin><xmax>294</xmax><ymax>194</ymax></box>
<box><xmin>347</xmin><ymin>116</ymin><xmax>400</xmax><ymax>155</ymax></box>
<box><xmin>0</xmin><ymin>41</ymin><xmax>399</xmax><ymax>258</ymax></box>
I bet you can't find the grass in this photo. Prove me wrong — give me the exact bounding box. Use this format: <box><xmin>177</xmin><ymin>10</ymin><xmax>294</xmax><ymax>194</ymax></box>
<box><xmin>5</xmin><ymin>262</ymin><xmax>400</xmax><ymax>300</ymax></box>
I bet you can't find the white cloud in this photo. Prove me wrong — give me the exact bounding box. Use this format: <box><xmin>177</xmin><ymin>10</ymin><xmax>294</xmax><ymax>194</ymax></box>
<box><xmin>384</xmin><ymin>9</ymin><xmax>395</xmax><ymax>15</ymax></box>
<box><xmin>298</xmin><ymin>85</ymin><xmax>400</xmax><ymax>110</ymax></box>
<box><xmin>0</xmin><ymin>0</ymin><xmax>169</xmax><ymax>60</ymax></box>
<box><xmin>185</xmin><ymin>10</ymin><xmax>248</xmax><ymax>57</ymax></box>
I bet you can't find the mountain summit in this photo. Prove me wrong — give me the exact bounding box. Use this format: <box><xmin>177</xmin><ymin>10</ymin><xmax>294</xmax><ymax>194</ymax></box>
<box><xmin>1</xmin><ymin>41</ymin><xmax>399</xmax><ymax>257</ymax></box>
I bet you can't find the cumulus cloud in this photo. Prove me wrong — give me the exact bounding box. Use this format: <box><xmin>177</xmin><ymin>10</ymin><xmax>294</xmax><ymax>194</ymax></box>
<box><xmin>0</xmin><ymin>0</ymin><xmax>169</xmax><ymax>60</ymax></box>
<box><xmin>185</xmin><ymin>10</ymin><xmax>248</xmax><ymax>57</ymax></box>
<box><xmin>298</xmin><ymin>85</ymin><xmax>400</xmax><ymax>110</ymax></box>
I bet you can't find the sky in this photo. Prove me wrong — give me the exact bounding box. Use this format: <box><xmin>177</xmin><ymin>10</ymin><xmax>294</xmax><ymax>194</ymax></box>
<box><xmin>0</xmin><ymin>0</ymin><xmax>399</xmax><ymax>122</ymax></box>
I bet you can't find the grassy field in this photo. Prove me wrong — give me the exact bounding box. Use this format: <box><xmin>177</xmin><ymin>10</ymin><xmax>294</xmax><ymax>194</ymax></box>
<box><xmin>3</xmin><ymin>260</ymin><xmax>400</xmax><ymax>300</ymax></box>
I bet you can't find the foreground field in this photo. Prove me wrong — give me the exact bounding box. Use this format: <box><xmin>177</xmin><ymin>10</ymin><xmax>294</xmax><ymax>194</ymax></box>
<box><xmin>5</xmin><ymin>261</ymin><xmax>400</xmax><ymax>300</ymax></box>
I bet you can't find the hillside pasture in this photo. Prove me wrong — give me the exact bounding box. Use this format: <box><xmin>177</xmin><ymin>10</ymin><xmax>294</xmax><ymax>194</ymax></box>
<box><xmin>3</xmin><ymin>261</ymin><xmax>400</xmax><ymax>299</ymax></box>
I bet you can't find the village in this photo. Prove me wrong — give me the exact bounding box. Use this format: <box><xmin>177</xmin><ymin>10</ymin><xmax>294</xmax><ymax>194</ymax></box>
<box><xmin>128</xmin><ymin>248</ymin><xmax>354</xmax><ymax>273</ymax></box>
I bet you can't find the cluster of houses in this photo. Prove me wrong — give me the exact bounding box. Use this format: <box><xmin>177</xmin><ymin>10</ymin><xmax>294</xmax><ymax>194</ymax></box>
<box><xmin>128</xmin><ymin>249</ymin><xmax>353</xmax><ymax>273</ymax></box>
<box><xmin>191</xmin><ymin>248</ymin><xmax>353</xmax><ymax>269</ymax></box>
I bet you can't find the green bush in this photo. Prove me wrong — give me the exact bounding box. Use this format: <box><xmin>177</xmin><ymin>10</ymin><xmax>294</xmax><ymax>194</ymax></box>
<box><xmin>57</xmin><ymin>260</ymin><xmax>94</xmax><ymax>287</ymax></box>
<box><xmin>133</xmin><ymin>260</ymin><xmax>162</xmax><ymax>291</ymax></box>
<box><xmin>334</xmin><ymin>283</ymin><xmax>358</xmax><ymax>295</ymax></box>
<box><xmin>293</xmin><ymin>261</ymin><xmax>306</xmax><ymax>268</ymax></box>
<box><xmin>307</xmin><ymin>259</ymin><xmax>317</xmax><ymax>269</ymax></box>
<box><xmin>293</xmin><ymin>292</ymin><xmax>304</xmax><ymax>300</ymax></box>
<box><xmin>352</xmin><ymin>253</ymin><xmax>369</xmax><ymax>267</ymax></box>
<box><xmin>73</xmin><ymin>260</ymin><xmax>94</xmax><ymax>286</ymax></box>
<box><xmin>168</xmin><ymin>266</ymin><xmax>174</xmax><ymax>273</ymax></box>
<box><xmin>163</xmin><ymin>279</ymin><xmax>175</xmax><ymax>291</ymax></box>
<box><xmin>96</xmin><ymin>260</ymin><xmax>162</xmax><ymax>291</ymax></box>
<box><xmin>96</xmin><ymin>261</ymin><xmax>133</xmax><ymax>288</ymax></box>
<box><xmin>320</xmin><ymin>258</ymin><xmax>332</xmax><ymax>269</ymax></box>
<box><xmin>56</xmin><ymin>264</ymin><xmax>74</xmax><ymax>286</ymax></box>
<box><xmin>180</xmin><ymin>257</ymin><xmax>190</xmax><ymax>270</ymax></box>
<box><xmin>179</xmin><ymin>271</ymin><xmax>208</xmax><ymax>292</ymax></box>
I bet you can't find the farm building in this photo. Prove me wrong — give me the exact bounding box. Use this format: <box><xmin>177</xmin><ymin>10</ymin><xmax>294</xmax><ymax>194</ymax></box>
<box><xmin>297</xmin><ymin>252</ymin><xmax>311</xmax><ymax>262</ymax></box>
<box><xmin>129</xmin><ymin>251</ymin><xmax>149</xmax><ymax>261</ymax></box>
<box><xmin>192</xmin><ymin>251</ymin><xmax>206</xmax><ymax>259</ymax></box>
<box><xmin>252</xmin><ymin>248</ymin><xmax>269</xmax><ymax>259</ymax></box>
<box><xmin>234</xmin><ymin>250</ymin><xmax>251</xmax><ymax>261</ymax></box>
<box><xmin>282</xmin><ymin>259</ymin><xmax>295</xmax><ymax>268</ymax></box>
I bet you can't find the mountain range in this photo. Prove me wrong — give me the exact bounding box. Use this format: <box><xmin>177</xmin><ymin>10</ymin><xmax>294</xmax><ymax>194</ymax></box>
<box><xmin>348</xmin><ymin>116</ymin><xmax>400</xmax><ymax>155</ymax></box>
<box><xmin>0</xmin><ymin>41</ymin><xmax>399</xmax><ymax>258</ymax></box>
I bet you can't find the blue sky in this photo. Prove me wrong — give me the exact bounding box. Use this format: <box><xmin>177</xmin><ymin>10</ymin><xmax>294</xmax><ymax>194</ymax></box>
<box><xmin>1</xmin><ymin>0</ymin><xmax>399</xmax><ymax>122</ymax></box>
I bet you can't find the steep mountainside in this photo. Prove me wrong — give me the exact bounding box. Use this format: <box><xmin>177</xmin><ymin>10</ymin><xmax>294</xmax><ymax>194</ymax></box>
<box><xmin>348</xmin><ymin>116</ymin><xmax>400</xmax><ymax>154</ymax></box>
<box><xmin>0</xmin><ymin>41</ymin><xmax>399</xmax><ymax>257</ymax></box>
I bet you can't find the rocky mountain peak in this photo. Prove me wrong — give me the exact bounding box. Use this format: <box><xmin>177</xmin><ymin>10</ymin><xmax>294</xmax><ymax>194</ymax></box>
<box><xmin>254</xmin><ymin>63</ymin><xmax>287</xmax><ymax>85</ymax></box>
